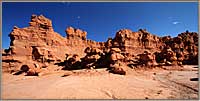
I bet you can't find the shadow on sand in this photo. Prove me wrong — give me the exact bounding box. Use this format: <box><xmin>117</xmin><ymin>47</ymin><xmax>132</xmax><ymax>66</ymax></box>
<box><xmin>190</xmin><ymin>78</ymin><xmax>198</xmax><ymax>81</ymax></box>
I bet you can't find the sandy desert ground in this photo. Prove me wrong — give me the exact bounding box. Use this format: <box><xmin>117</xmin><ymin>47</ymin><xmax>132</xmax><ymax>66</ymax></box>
<box><xmin>2</xmin><ymin>65</ymin><xmax>198</xmax><ymax>99</ymax></box>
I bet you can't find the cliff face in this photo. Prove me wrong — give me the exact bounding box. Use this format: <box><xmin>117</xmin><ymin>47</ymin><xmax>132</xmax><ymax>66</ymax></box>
<box><xmin>109</xmin><ymin>29</ymin><xmax>163</xmax><ymax>55</ymax></box>
<box><xmin>2</xmin><ymin>15</ymin><xmax>106</xmax><ymax>72</ymax></box>
<box><xmin>7</xmin><ymin>15</ymin><xmax>104</xmax><ymax>60</ymax></box>
<box><xmin>2</xmin><ymin>14</ymin><xmax>198</xmax><ymax>73</ymax></box>
<box><xmin>8</xmin><ymin>15</ymin><xmax>69</xmax><ymax>63</ymax></box>
<box><xmin>161</xmin><ymin>31</ymin><xmax>198</xmax><ymax>65</ymax></box>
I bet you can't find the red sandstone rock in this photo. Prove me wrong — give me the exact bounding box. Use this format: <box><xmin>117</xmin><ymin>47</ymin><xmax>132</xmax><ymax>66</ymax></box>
<box><xmin>110</xmin><ymin>53</ymin><xmax>124</xmax><ymax>61</ymax></box>
<box><xmin>110</xmin><ymin>48</ymin><xmax>121</xmax><ymax>53</ymax></box>
<box><xmin>137</xmin><ymin>50</ymin><xmax>157</xmax><ymax>66</ymax></box>
<box><xmin>2</xmin><ymin>14</ymin><xmax>198</xmax><ymax>75</ymax></box>
<box><xmin>65</xmin><ymin>26</ymin><xmax>87</xmax><ymax>40</ymax></box>
<box><xmin>109</xmin><ymin>61</ymin><xmax>127</xmax><ymax>75</ymax></box>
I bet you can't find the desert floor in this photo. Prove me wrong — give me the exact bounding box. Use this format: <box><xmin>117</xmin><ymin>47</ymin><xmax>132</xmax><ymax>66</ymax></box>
<box><xmin>2</xmin><ymin>65</ymin><xmax>198</xmax><ymax>99</ymax></box>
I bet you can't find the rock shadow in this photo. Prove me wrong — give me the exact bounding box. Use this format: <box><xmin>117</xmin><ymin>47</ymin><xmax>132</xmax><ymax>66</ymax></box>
<box><xmin>190</xmin><ymin>78</ymin><xmax>198</xmax><ymax>81</ymax></box>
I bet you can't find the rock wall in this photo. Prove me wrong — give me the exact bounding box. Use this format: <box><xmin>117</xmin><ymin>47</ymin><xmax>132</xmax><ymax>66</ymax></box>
<box><xmin>2</xmin><ymin>14</ymin><xmax>106</xmax><ymax>72</ymax></box>
<box><xmin>2</xmin><ymin>14</ymin><xmax>198</xmax><ymax>73</ymax></box>
<box><xmin>111</xmin><ymin>29</ymin><xmax>163</xmax><ymax>54</ymax></box>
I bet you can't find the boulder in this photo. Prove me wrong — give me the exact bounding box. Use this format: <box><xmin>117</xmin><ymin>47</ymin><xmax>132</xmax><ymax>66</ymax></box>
<box><xmin>109</xmin><ymin>62</ymin><xmax>127</xmax><ymax>75</ymax></box>
<box><xmin>110</xmin><ymin>53</ymin><xmax>124</xmax><ymax>61</ymax></box>
<box><xmin>63</xmin><ymin>54</ymin><xmax>81</xmax><ymax>70</ymax></box>
<box><xmin>137</xmin><ymin>50</ymin><xmax>156</xmax><ymax>66</ymax></box>
<box><xmin>110</xmin><ymin>48</ymin><xmax>121</xmax><ymax>53</ymax></box>
<box><xmin>26</xmin><ymin>69</ymin><xmax>39</xmax><ymax>76</ymax></box>
<box><xmin>20</xmin><ymin>65</ymin><xmax>30</xmax><ymax>72</ymax></box>
<box><xmin>81</xmin><ymin>47</ymin><xmax>104</xmax><ymax>69</ymax></box>
<box><xmin>18</xmin><ymin>63</ymin><xmax>40</xmax><ymax>76</ymax></box>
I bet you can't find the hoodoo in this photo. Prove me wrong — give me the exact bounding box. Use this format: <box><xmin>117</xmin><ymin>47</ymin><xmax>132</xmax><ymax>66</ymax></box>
<box><xmin>2</xmin><ymin>14</ymin><xmax>198</xmax><ymax>75</ymax></box>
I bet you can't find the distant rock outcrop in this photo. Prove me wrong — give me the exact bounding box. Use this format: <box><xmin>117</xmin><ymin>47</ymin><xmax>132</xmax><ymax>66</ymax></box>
<box><xmin>66</xmin><ymin>26</ymin><xmax>87</xmax><ymax>40</ymax></box>
<box><xmin>111</xmin><ymin>29</ymin><xmax>163</xmax><ymax>55</ymax></box>
<box><xmin>2</xmin><ymin>14</ymin><xmax>198</xmax><ymax>75</ymax></box>
<box><xmin>156</xmin><ymin>31</ymin><xmax>198</xmax><ymax>65</ymax></box>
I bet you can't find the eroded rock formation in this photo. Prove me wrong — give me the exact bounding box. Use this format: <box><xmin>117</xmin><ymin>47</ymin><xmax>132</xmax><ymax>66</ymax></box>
<box><xmin>2</xmin><ymin>14</ymin><xmax>198</xmax><ymax>75</ymax></box>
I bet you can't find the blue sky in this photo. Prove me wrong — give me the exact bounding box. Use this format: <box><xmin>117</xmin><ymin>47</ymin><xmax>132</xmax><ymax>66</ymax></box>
<box><xmin>2</xmin><ymin>2</ymin><xmax>198</xmax><ymax>49</ymax></box>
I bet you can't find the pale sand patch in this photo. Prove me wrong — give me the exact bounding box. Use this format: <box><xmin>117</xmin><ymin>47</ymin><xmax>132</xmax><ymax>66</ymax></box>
<box><xmin>2</xmin><ymin>65</ymin><xmax>198</xmax><ymax>99</ymax></box>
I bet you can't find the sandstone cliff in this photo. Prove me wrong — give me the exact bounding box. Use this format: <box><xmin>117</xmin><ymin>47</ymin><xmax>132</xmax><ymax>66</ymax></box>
<box><xmin>2</xmin><ymin>14</ymin><xmax>198</xmax><ymax>74</ymax></box>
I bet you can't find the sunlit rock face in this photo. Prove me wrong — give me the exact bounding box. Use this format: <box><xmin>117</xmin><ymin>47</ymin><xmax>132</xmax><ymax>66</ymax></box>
<box><xmin>2</xmin><ymin>14</ymin><xmax>198</xmax><ymax>73</ymax></box>
<box><xmin>111</xmin><ymin>29</ymin><xmax>163</xmax><ymax>55</ymax></box>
